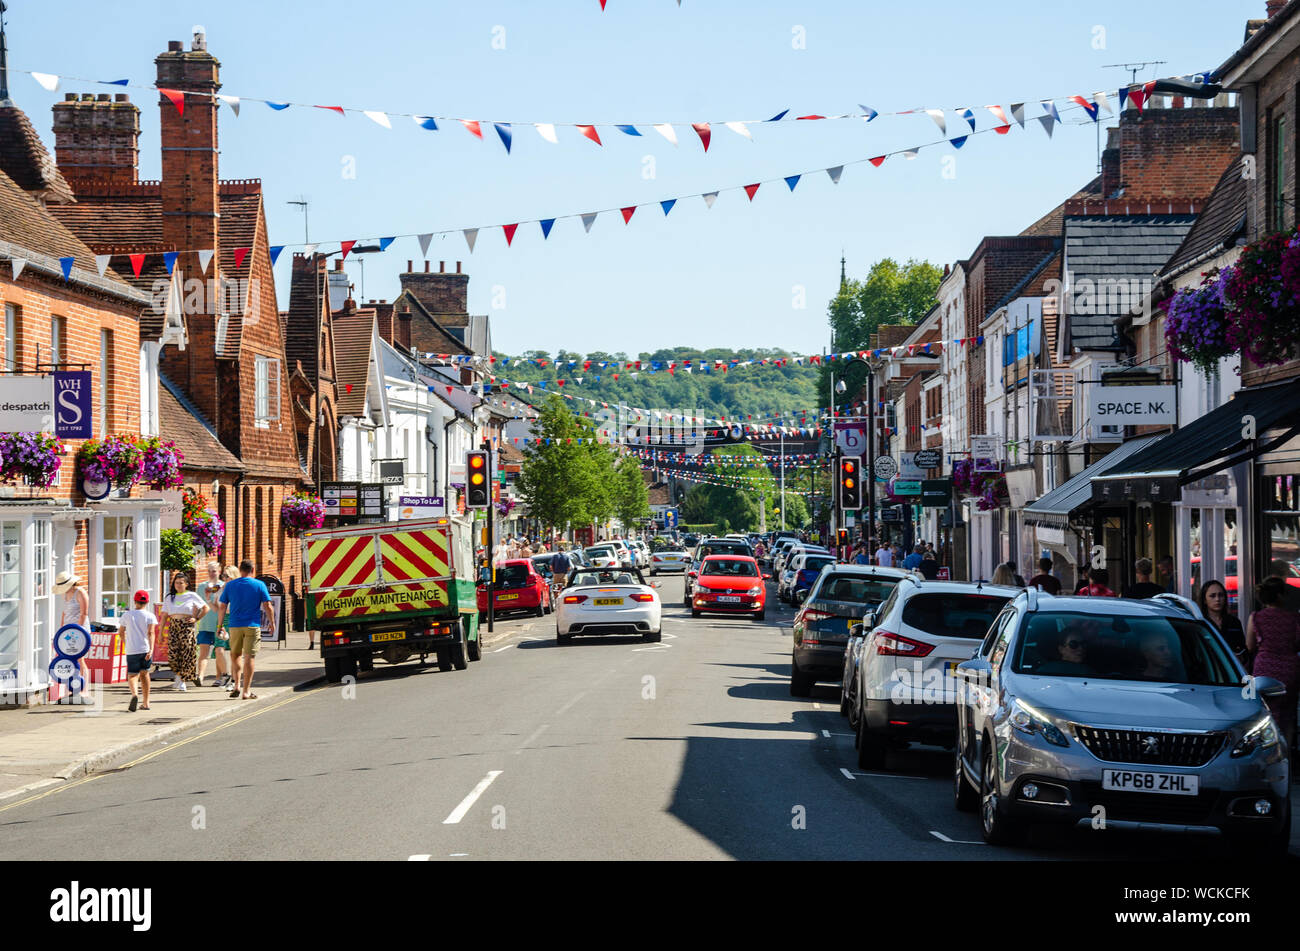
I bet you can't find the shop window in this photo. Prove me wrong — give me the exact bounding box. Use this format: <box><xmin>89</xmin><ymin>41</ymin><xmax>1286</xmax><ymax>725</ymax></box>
<box><xmin>100</xmin><ymin>515</ymin><xmax>134</xmax><ymax>618</ymax></box>
<box><xmin>0</xmin><ymin>522</ymin><xmax>20</xmax><ymax>676</ymax></box>
<box><xmin>1260</xmin><ymin>475</ymin><xmax>1300</xmax><ymax>607</ymax></box>
<box><xmin>99</xmin><ymin>330</ymin><xmax>113</xmax><ymax>435</ymax></box>
<box><xmin>141</xmin><ymin>514</ymin><xmax>159</xmax><ymax>595</ymax></box>
<box><xmin>3</xmin><ymin>303</ymin><xmax>18</xmax><ymax>374</ymax></box>
<box><xmin>32</xmin><ymin>520</ymin><xmax>52</xmax><ymax>680</ymax></box>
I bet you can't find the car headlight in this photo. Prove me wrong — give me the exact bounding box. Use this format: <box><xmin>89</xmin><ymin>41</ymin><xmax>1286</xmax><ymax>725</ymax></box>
<box><xmin>1009</xmin><ymin>699</ymin><xmax>1069</xmax><ymax>748</ymax></box>
<box><xmin>747</xmin><ymin>586</ymin><xmax>762</xmax><ymax>595</ymax></box>
<box><xmin>1231</xmin><ymin>715</ymin><xmax>1281</xmax><ymax>758</ymax></box>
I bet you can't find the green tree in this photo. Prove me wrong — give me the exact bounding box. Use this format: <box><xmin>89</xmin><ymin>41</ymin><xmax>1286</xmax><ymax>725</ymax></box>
<box><xmin>612</xmin><ymin>456</ymin><xmax>650</xmax><ymax>529</ymax></box>
<box><xmin>516</xmin><ymin>395</ymin><xmax>609</xmax><ymax>534</ymax></box>
<box><xmin>820</xmin><ymin>257</ymin><xmax>943</xmax><ymax>408</ymax></box>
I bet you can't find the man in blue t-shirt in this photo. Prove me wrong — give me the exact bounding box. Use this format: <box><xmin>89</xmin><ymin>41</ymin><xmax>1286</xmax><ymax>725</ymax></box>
<box><xmin>217</xmin><ymin>560</ymin><xmax>273</xmax><ymax>700</ymax></box>
<box><xmin>902</xmin><ymin>544</ymin><xmax>925</xmax><ymax>571</ymax></box>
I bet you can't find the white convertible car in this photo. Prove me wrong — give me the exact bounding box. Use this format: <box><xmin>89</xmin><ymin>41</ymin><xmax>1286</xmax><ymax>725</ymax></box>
<box><xmin>556</xmin><ymin>567</ymin><xmax>662</xmax><ymax>643</ymax></box>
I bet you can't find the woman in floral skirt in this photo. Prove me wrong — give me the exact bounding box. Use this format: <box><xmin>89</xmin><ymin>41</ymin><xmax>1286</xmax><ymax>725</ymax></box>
<box><xmin>1246</xmin><ymin>576</ymin><xmax>1300</xmax><ymax>753</ymax></box>
<box><xmin>159</xmin><ymin>573</ymin><xmax>208</xmax><ymax>690</ymax></box>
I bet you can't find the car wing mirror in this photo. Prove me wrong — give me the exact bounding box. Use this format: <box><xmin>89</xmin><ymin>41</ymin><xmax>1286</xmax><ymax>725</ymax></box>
<box><xmin>955</xmin><ymin>658</ymin><xmax>991</xmax><ymax>682</ymax></box>
<box><xmin>862</xmin><ymin>611</ymin><xmax>876</xmax><ymax>629</ymax></box>
<box><xmin>1253</xmin><ymin>675</ymin><xmax>1287</xmax><ymax>698</ymax></box>
<box><xmin>849</xmin><ymin>622</ymin><xmax>864</xmax><ymax>637</ymax></box>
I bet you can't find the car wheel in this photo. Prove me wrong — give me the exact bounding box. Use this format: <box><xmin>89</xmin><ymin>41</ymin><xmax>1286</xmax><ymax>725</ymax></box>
<box><xmin>789</xmin><ymin>655</ymin><xmax>814</xmax><ymax>697</ymax></box>
<box><xmin>691</xmin><ymin>608</ymin><xmax>701</xmax><ymax>618</ymax></box>
<box><xmin>754</xmin><ymin>609</ymin><xmax>765</xmax><ymax>621</ymax></box>
<box><xmin>839</xmin><ymin>673</ymin><xmax>852</xmax><ymax>717</ymax></box>
<box><xmin>467</xmin><ymin>629</ymin><xmax>482</xmax><ymax>663</ymax></box>
<box><xmin>437</xmin><ymin>652</ymin><xmax>453</xmax><ymax>672</ymax></box>
<box><xmin>324</xmin><ymin>655</ymin><xmax>343</xmax><ymax>684</ymax></box>
<box><xmin>979</xmin><ymin>739</ymin><xmax>1022</xmax><ymax>845</ymax></box>
<box><xmin>855</xmin><ymin>711</ymin><xmax>886</xmax><ymax>769</ymax></box>
<box><xmin>953</xmin><ymin>747</ymin><xmax>979</xmax><ymax>813</ymax></box>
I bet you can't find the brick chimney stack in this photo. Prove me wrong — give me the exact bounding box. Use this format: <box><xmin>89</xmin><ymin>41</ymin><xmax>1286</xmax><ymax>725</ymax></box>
<box><xmin>155</xmin><ymin>36</ymin><xmax>221</xmax><ymax>276</ymax></box>
<box><xmin>399</xmin><ymin>262</ymin><xmax>469</xmax><ymax>314</ymax></box>
<box><xmin>51</xmin><ymin>92</ymin><xmax>140</xmax><ymax>191</ymax></box>
<box><xmin>1267</xmin><ymin>0</ymin><xmax>1287</xmax><ymax>16</ymax></box>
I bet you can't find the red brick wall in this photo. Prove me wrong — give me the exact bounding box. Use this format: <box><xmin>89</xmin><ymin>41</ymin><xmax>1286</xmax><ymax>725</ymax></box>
<box><xmin>1105</xmin><ymin>105</ymin><xmax>1239</xmax><ymax>202</ymax></box>
<box><xmin>399</xmin><ymin>265</ymin><xmax>468</xmax><ymax>314</ymax></box>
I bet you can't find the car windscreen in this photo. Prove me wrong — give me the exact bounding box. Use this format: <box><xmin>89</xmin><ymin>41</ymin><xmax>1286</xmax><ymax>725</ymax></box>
<box><xmin>813</xmin><ymin>574</ymin><xmax>900</xmax><ymax>605</ymax></box>
<box><xmin>494</xmin><ymin>564</ymin><xmax>530</xmax><ymax>588</ymax></box>
<box><xmin>1011</xmin><ymin>612</ymin><xmax>1240</xmax><ymax>685</ymax></box>
<box><xmin>801</xmin><ymin>557</ymin><xmax>835</xmax><ymax>574</ymax></box>
<box><xmin>901</xmin><ymin>593</ymin><xmax>1010</xmax><ymax>639</ymax></box>
<box><xmin>586</xmin><ymin>547</ymin><xmax>614</xmax><ymax>558</ymax></box>
<box><xmin>570</xmin><ymin>570</ymin><xmax>640</xmax><ymax>587</ymax></box>
<box><xmin>531</xmin><ymin>558</ymin><xmax>553</xmax><ymax>576</ymax></box>
<box><xmin>702</xmin><ymin>558</ymin><xmax>758</xmax><ymax>577</ymax></box>
<box><xmin>700</xmin><ymin>543</ymin><xmax>749</xmax><ymax>559</ymax></box>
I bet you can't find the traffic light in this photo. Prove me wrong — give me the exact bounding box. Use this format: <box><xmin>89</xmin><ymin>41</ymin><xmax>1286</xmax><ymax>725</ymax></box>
<box><xmin>466</xmin><ymin>451</ymin><xmax>489</xmax><ymax>509</ymax></box>
<box><xmin>837</xmin><ymin>529</ymin><xmax>849</xmax><ymax>548</ymax></box>
<box><xmin>839</xmin><ymin>456</ymin><xmax>862</xmax><ymax>510</ymax></box>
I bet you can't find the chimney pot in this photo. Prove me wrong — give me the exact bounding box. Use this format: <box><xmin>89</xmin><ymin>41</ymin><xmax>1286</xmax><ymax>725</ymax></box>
<box><xmin>406</xmin><ymin>260</ymin><xmax>412</xmax><ymax>272</ymax></box>
<box><xmin>80</xmin><ymin>93</ymin><xmax>94</xmax><ymax>102</ymax></box>
<box><xmin>424</xmin><ymin>261</ymin><xmax>430</xmax><ymax>273</ymax></box>
<box><xmin>168</xmin><ymin>40</ymin><xmax>184</xmax><ymax>51</ymax></box>
<box><xmin>115</xmin><ymin>93</ymin><xmax>129</xmax><ymax>102</ymax></box>
<box><xmin>439</xmin><ymin>261</ymin><xmax>445</xmax><ymax>272</ymax></box>
<box><xmin>456</xmin><ymin>261</ymin><xmax>462</xmax><ymax>274</ymax></box>
<box><xmin>192</xmin><ymin>26</ymin><xmax>207</xmax><ymax>51</ymax></box>
<box><xmin>97</xmin><ymin>93</ymin><xmax>111</xmax><ymax>102</ymax></box>
<box><xmin>333</xmin><ymin>259</ymin><xmax>343</xmax><ymax>272</ymax></box>
<box><xmin>64</xmin><ymin>93</ymin><xmax>76</xmax><ymax>101</ymax></box>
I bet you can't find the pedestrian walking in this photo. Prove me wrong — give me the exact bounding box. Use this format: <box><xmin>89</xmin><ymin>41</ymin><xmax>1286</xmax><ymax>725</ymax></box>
<box><xmin>1078</xmin><ymin>567</ymin><xmax>1117</xmax><ymax>597</ymax></box>
<box><xmin>52</xmin><ymin>571</ymin><xmax>93</xmax><ymax>701</ymax></box>
<box><xmin>917</xmin><ymin>551</ymin><xmax>941</xmax><ymax>580</ymax></box>
<box><xmin>195</xmin><ymin>562</ymin><xmax>230</xmax><ymax>687</ymax></box>
<box><xmin>1198</xmin><ymin>579</ymin><xmax>1247</xmax><ymax>665</ymax></box>
<box><xmin>991</xmin><ymin>563</ymin><xmax>1018</xmax><ymax>586</ymax></box>
<box><xmin>1246</xmin><ymin>576</ymin><xmax>1300</xmax><ymax>751</ymax></box>
<box><xmin>874</xmin><ymin>542</ymin><xmax>893</xmax><ymax>567</ymax></box>
<box><xmin>1127</xmin><ymin>558</ymin><xmax>1166</xmax><ymax>599</ymax></box>
<box><xmin>1028</xmin><ymin>557</ymin><xmax>1061</xmax><ymax>595</ymax></box>
<box><xmin>217</xmin><ymin>560</ymin><xmax>274</xmax><ymax>700</ymax></box>
<box><xmin>160</xmin><ymin>572</ymin><xmax>209</xmax><ymax>688</ymax></box>
<box><xmin>902</xmin><ymin>544</ymin><xmax>924</xmax><ymax>570</ymax></box>
<box><xmin>122</xmin><ymin>590</ymin><xmax>157</xmax><ymax>712</ymax></box>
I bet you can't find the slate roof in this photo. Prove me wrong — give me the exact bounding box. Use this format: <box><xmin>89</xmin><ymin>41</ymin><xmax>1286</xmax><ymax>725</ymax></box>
<box><xmin>284</xmin><ymin>254</ymin><xmax>328</xmax><ymax>380</ymax></box>
<box><xmin>159</xmin><ymin>372</ymin><xmax>244</xmax><ymax>472</ymax></box>
<box><xmin>333</xmin><ymin>311</ymin><xmax>376</xmax><ymax>416</ymax></box>
<box><xmin>0</xmin><ymin>104</ymin><xmax>75</xmax><ymax>205</ymax></box>
<box><xmin>1063</xmin><ymin>215</ymin><xmax>1196</xmax><ymax>350</ymax></box>
<box><xmin>1159</xmin><ymin>158</ymin><xmax>1247</xmax><ymax>280</ymax></box>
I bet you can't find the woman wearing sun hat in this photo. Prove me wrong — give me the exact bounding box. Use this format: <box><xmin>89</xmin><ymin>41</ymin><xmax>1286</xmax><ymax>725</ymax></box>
<box><xmin>53</xmin><ymin>571</ymin><xmax>92</xmax><ymax>699</ymax></box>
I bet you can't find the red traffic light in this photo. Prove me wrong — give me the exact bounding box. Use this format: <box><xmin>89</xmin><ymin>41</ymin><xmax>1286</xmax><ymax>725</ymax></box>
<box><xmin>469</xmin><ymin>455</ymin><xmax>485</xmax><ymax>469</ymax></box>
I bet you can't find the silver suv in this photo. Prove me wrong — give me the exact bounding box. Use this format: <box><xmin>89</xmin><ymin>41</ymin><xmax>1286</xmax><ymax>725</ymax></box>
<box><xmin>952</xmin><ymin>590</ymin><xmax>1291</xmax><ymax>853</ymax></box>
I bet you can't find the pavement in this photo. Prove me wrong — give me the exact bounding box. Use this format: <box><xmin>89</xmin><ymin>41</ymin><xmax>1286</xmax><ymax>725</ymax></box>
<box><xmin>0</xmin><ymin>624</ymin><xmax>514</xmax><ymax>803</ymax></box>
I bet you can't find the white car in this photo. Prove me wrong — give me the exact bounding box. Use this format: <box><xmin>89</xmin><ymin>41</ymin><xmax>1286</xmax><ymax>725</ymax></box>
<box><xmin>605</xmin><ymin>539</ymin><xmax>636</xmax><ymax>569</ymax></box>
<box><xmin>628</xmin><ymin>539</ymin><xmax>650</xmax><ymax>568</ymax></box>
<box><xmin>556</xmin><ymin>567</ymin><xmax>662</xmax><ymax>643</ymax></box>
<box><xmin>584</xmin><ymin>545</ymin><xmax>620</xmax><ymax>568</ymax></box>
<box><xmin>649</xmin><ymin>546</ymin><xmax>691</xmax><ymax>575</ymax></box>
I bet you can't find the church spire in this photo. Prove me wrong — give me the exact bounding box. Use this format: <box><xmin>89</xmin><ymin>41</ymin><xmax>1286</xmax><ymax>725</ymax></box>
<box><xmin>839</xmin><ymin>252</ymin><xmax>847</xmax><ymax>292</ymax></box>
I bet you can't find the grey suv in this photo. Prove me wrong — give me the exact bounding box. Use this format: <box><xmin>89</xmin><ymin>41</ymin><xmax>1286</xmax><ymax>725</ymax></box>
<box><xmin>953</xmin><ymin>590</ymin><xmax>1291</xmax><ymax>853</ymax></box>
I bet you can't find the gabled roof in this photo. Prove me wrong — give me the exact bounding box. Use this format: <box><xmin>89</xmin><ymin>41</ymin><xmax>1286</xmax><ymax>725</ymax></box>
<box><xmin>0</xmin><ymin>104</ymin><xmax>75</xmax><ymax>205</ymax></box>
<box><xmin>159</xmin><ymin>372</ymin><xmax>244</xmax><ymax>472</ymax></box>
<box><xmin>284</xmin><ymin>254</ymin><xmax>329</xmax><ymax>381</ymax></box>
<box><xmin>393</xmin><ymin>287</ymin><xmax>473</xmax><ymax>355</ymax></box>
<box><xmin>333</xmin><ymin>310</ymin><xmax>378</xmax><ymax>416</ymax></box>
<box><xmin>1158</xmin><ymin>158</ymin><xmax>1247</xmax><ymax>281</ymax></box>
<box><xmin>1063</xmin><ymin>215</ymin><xmax>1196</xmax><ymax>350</ymax></box>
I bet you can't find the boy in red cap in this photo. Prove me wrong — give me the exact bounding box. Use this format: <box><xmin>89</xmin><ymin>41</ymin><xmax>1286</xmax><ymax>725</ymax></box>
<box><xmin>122</xmin><ymin>589</ymin><xmax>158</xmax><ymax>712</ymax></box>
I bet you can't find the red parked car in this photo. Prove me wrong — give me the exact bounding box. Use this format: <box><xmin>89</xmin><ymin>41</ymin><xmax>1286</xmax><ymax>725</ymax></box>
<box><xmin>690</xmin><ymin>555</ymin><xmax>769</xmax><ymax>620</ymax></box>
<box><xmin>477</xmin><ymin>559</ymin><xmax>552</xmax><ymax>617</ymax></box>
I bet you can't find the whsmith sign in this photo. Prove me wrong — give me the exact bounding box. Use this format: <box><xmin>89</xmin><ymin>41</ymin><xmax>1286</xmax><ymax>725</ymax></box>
<box><xmin>1087</xmin><ymin>385</ymin><xmax>1176</xmax><ymax>426</ymax></box>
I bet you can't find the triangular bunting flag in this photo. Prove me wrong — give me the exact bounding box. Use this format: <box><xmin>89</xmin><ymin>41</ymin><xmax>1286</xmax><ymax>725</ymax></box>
<box><xmin>540</xmin><ymin>218</ymin><xmax>555</xmax><ymax>239</ymax></box>
<box><xmin>660</xmin><ymin>198</ymin><xmax>676</xmax><ymax>216</ymax></box>
<box><xmin>702</xmin><ymin>191</ymin><xmax>718</xmax><ymax>208</ymax></box>
<box><xmin>621</xmin><ymin>206</ymin><xmax>636</xmax><ymax>224</ymax></box>
<box><xmin>826</xmin><ymin>165</ymin><xmax>844</xmax><ymax>184</ymax></box>
<box><xmin>743</xmin><ymin>183</ymin><xmax>759</xmax><ymax>201</ymax></box>
<box><xmin>128</xmin><ymin>253</ymin><xmax>145</xmax><ymax>277</ymax></box>
<box><xmin>1010</xmin><ymin>102</ymin><xmax>1026</xmax><ymax>127</ymax></box>
<box><xmin>987</xmin><ymin>105</ymin><xmax>1010</xmax><ymax>129</ymax></box>
<box><xmin>340</xmin><ymin>240</ymin><xmax>356</xmax><ymax>260</ymax></box>
<box><xmin>868</xmin><ymin>155</ymin><xmax>886</xmax><ymax>167</ymax></box>
<box><xmin>1070</xmin><ymin>95</ymin><xmax>1099</xmax><ymax>121</ymax></box>
<box><xmin>159</xmin><ymin>88</ymin><xmax>185</xmax><ymax>116</ymax></box>
<box><xmin>59</xmin><ymin>257</ymin><xmax>74</xmax><ymax>281</ymax></box>
<box><xmin>615</xmin><ymin>124</ymin><xmax>642</xmax><ymax>136</ymax></box>
<box><xmin>766</xmin><ymin>109</ymin><xmax>789</xmax><ymax>122</ymax></box>
<box><xmin>233</xmin><ymin>247</ymin><xmax>250</xmax><ymax>269</ymax></box>
<box><xmin>724</xmin><ymin>121</ymin><xmax>752</xmax><ymax>140</ymax></box>
<box><xmin>961</xmin><ymin>107</ymin><xmax>976</xmax><ymax>131</ymax></box>
<box><xmin>692</xmin><ymin>122</ymin><xmax>711</xmax><ymax>151</ymax></box>
<box><xmin>32</xmin><ymin>72</ymin><xmax>60</xmax><ymax>92</ymax></box>
<box><xmin>1041</xmin><ymin>99</ymin><xmax>1060</xmax><ymax>123</ymax></box>
<box><xmin>95</xmin><ymin>254</ymin><xmax>111</xmax><ymax>277</ymax></box>
<box><xmin>463</xmin><ymin>229</ymin><xmax>478</xmax><ymax>252</ymax></box>
<box><xmin>461</xmin><ymin>119</ymin><xmax>483</xmax><ymax>139</ymax></box>
<box><xmin>901</xmin><ymin>148</ymin><xmax>919</xmax><ymax>159</ymax></box>
<box><xmin>577</xmin><ymin>124</ymin><xmax>603</xmax><ymax>146</ymax></box>
<box><xmin>581</xmin><ymin>213</ymin><xmax>598</xmax><ymax>233</ymax></box>
<box><xmin>217</xmin><ymin>94</ymin><xmax>240</xmax><ymax>116</ymax></box>
<box><xmin>1036</xmin><ymin>115</ymin><xmax>1055</xmax><ymax>137</ymax></box>
<box><xmin>197</xmin><ymin>249</ymin><xmax>214</xmax><ymax>273</ymax></box>
<box><xmin>414</xmin><ymin>115</ymin><xmax>438</xmax><ymax>131</ymax></box>
<box><xmin>268</xmin><ymin>246</ymin><xmax>284</xmax><ymax>267</ymax></box>
<box><xmin>534</xmin><ymin>123</ymin><xmax>557</xmax><ymax>143</ymax></box>
<box><xmin>785</xmin><ymin>174</ymin><xmax>800</xmax><ymax>191</ymax></box>
<box><xmin>503</xmin><ymin>224</ymin><xmax>518</xmax><ymax>246</ymax></box>
<box><xmin>164</xmin><ymin>251</ymin><xmax>178</xmax><ymax>274</ymax></box>
<box><xmin>925</xmin><ymin>109</ymin><xmax>946</xmax><ymax>134</ymax></box>
<box><xmin>859</xmin><ymin>104</ymin><xmax>879</xmax><ymax>122</ymax></box>
<box><xmin>378</xmin><ymin>237</ymin><xmax>395</xmax><ymax>251</ymax></box>
<box><xmin>494</xmin><ymin>122</ymin><xmax>513</xmax><ymax>152</ymax></box>
<box><xmin>653</xmin><ymin>123</ymin><xmax>678</xmax><ymax>146</ymax></box>
<box><xmin>363</xmin><ymin>110</ymin><xmax>392</xmax><ymax>129</ymax></box>
<box><xmin>315</xmin><ymin>105</ymin><xmax>345</xmax><ymax>116</ymax></box>
<box><xmin>419</xmin><ymin>233</ymin><xmax>434</xmax><ymax>257</ymax></box>
<box><xmin>1119</xmin><ymin>87</ymin><xmax>1130</xmax><ymax>111</ymax></box>
<box><xmin>266</xmin><ymin>101</ymin><xmax>290</xmax><ymax>111</ymax></box>
<box><xmin>1094</xmin><ymin>91</ymin><xmax>1113</xmax><ymax>116</ymax></box>
<box><xmin>950</xmin><ymin>135</ymin><xmax>968</xmax><ymax>149</ymax></box>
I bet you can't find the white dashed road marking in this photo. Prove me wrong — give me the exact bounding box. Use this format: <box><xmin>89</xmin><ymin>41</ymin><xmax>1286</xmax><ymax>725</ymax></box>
<box><xmin>442</xmin><ymin>770</ymin><xmax>503</xmax><ymax>825</ymax></box>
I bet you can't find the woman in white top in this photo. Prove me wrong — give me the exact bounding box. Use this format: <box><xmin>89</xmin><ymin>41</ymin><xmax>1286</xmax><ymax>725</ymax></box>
<box><xmin>53</xmin><ymin>572</ymin><xmax>92</xmax><ymax>701</ymax></box>
<box><xmin>159</xmin><ymin>573</ymin><xmax>209</xmax><ymax>690</ymax></box>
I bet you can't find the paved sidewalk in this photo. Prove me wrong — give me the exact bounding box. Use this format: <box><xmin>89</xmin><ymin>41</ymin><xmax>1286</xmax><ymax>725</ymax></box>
<box><xmin>0</xmin><ymin>622</ymin><xmax>524</xmax><ymax>803</ymax></box>
<box><xmin>0</xmin><ymin>631</ymin><xmax>325</xmax><ymax>802</ymax></box>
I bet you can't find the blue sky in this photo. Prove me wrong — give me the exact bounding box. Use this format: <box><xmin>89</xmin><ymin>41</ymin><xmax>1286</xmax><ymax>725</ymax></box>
<box><xmin>8</xmin><ymin>0</ymin><xmax>1261</xmax><ymax>355</ymax></box>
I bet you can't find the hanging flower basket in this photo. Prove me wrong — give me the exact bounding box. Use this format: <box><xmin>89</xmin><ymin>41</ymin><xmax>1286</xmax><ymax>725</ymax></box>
<box><xmin>78</xmin><ymin>434</ymin><xmax>143</xmax><ymax>488</ymax></box>
<box><xmin>281</xmin><ymin>492</ymin><xmax>325</xmax><ymax>537</ymax></box>
<box><xmin>0</xmin><ymin>432</ymin><xmax>64</xmax><ymax>487</ymax></box>
<box><xmin>1221</xmin><ymin>228</ymin><xmax>1300</xmax><ymax>367</ymax></box>
<box><xmin>952</xmin><ymin>457</ymin><xmax>1007</xmax><ymax>510</ymax></box>
<box><xmin>1162</xmin><ymin>269</ymin><xmax>1235</xmax><ymax>375</ymax></box>
<box><xmin>181</xmin><ymin>488</ymin><xmax>225</xmax><ymax>556</ymax></box>
<box><xmin>139</xmin><ymin>437</ymin><xmax>185</xmax><ymax>490</ymax></box>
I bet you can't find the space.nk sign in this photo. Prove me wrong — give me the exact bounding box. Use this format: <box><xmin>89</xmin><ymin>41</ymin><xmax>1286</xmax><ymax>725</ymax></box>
<box><xmin>1088</xmin><ymin>385</ymin><xmax>1177</xmax><ymax>426</ymax></box>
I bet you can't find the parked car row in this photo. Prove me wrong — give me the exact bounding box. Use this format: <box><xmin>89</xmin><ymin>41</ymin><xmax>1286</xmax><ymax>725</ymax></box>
<box><xmin>791</xmin><ymin>573</ymin><xmax>1292</xmax><ymax>854</ymax></box>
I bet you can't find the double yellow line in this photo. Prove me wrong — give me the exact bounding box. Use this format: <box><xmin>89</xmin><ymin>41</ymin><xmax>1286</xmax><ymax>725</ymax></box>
<box><xmin>0</xmin><ymin>692</ymin><xmax>303</xmax><ymax>814</ymax></box>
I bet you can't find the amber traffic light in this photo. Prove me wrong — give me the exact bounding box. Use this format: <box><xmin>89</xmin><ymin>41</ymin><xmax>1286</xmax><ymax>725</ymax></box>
<box><xmin>466</xmin><ymin>451</ymin><xmax>489</xmax><ymax>508</ymax></box>
<box><xmin>839</xmin><ymin>456</ymin><xmax>862</xmax><ymax>510</ymax></box>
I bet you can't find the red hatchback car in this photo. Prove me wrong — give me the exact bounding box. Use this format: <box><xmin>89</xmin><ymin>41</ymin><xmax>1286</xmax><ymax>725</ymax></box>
<box><xmin>690</xmin><ymin>555</ymin><xmax>769</xmax><ymax>620</ymax></box>
<box><xmin>477</xmin><ymin>559</ymin><xmax>552</xmax><ymax>617</ymax></box>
